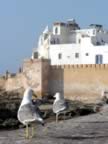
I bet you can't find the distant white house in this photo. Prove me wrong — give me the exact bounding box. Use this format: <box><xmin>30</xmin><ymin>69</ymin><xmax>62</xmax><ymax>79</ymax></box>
<box><xmin>32</xmin><ymin>19</ymin><xmax>108</xmax><ymax>65</ymax></box>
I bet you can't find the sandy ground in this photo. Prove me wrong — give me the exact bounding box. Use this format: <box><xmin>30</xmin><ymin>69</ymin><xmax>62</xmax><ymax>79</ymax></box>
<box><xmin>0</xmin><ymin>112</ymin><xmax>108</xmax><ymax>144</ymax></box>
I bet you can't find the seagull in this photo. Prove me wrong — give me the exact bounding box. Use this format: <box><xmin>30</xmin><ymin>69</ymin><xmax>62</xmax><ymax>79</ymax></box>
<box><xmin>53</xmin><ymin>92</ymin><xmax>68</xmax><ymax>123</ymax></box>
<box><xmin>17</xmin><ymin>87</ymin><xmax>44</xmax><ymax>138</ymax></box>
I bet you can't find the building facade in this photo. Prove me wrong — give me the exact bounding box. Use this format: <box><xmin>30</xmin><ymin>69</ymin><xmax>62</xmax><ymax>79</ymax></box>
<box><xmin>32</xmin><ymin>19</ymin><xmax>108</xmax><ymax>65</ymax></box>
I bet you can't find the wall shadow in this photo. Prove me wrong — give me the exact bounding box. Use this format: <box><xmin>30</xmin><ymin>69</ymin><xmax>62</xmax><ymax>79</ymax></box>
<box><xmin>49</xmin><ymin>66</ymin><xmax>64</xmax><ymax>97</ymax></box>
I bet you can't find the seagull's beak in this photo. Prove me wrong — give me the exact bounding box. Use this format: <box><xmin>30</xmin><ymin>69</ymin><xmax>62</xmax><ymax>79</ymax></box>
<box><xmin>53</xmin><ymin>95</ymin><xmax>56</xmax><ymax>99</ymax></box>
<box><xmin>32</xmin><ymin>91</ymin><xmax>37</xmax><ymax>99</ymax></box>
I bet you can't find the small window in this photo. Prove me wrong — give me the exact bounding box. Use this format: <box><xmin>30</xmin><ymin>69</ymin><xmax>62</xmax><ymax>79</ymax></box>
<box><xmin>55</xmin><ymin>27</ymin><xmax>58</xmax><ymax>34</ymax></box>
<box><xmin>56</xmin><ymin>38</ymin><xmax>59</xmax><ymax>44</ymax></box>
<box><xmin>58</xmin><ymin>53</ymin><xmax>62</xmax><ymax>59</ymax></box>
<box><xmin>67</xmin><ymin>56</ymin><xmax>70</xmax><ymax>58</ymax></box>
<box><xmin>44</xmin><ymin>34</ymin><xmax>48</xmax><ymax>40</ymax></box>
<box><xmin>50</xmin><ymin>38</ymin><xmax>56</xmax><ymax>44</ymax></box>
<box><xmin>85</xmin><ymin>53</ymin><xmax>89</xmax><ymax>56</ymax></box>
<box><xmin>33</xmin><ymin>52</ymin><xmax>38</xmax><ymax>58</ymax></box>
<box><xmin>93</xmin><ymin>30</ymin><xmax>96</xmax><ymax>35</ymax></box>
<box><xmin>78</xmin><ymin>39</ymin><xmax>81</xmax><ymax>43</ymax></box>
<box><xmin>75</xmin><ymin>53</ymin><xmax>79</xmax><ymax>58</ymax></box>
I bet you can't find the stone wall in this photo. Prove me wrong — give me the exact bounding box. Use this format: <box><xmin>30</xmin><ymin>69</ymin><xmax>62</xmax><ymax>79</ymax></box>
<box><xmin>0</xmin><ymin>77</ymin><xmax>6</xmax><ymax>89</ymax></box>
<box><xmin>49</xmin><ymin>66</ymin><xmax>64</xmax><ymax>95</ymax></box>
<box><xmin>4</xmin><ymin>59</ymin><xmax>50</xmax><ymax>97</ymax></box>
<box><xmin>49</xmin><ymin>64</ymin><xmax>108</xmax><ymax>103</ymax></box>
<box><xmin>5</xmin><ymin>74</ymin><xmax>23</xmax><ymax>91</ymax></box>
<box><xmin>22</xmin><ymin>59</ymin><xmax>50</xmax><ymax>96</ymax></box>
<box><xmin>2</xmin><ymin>59</ymin><xmax>108</xmax><ymax>103</ymax></box>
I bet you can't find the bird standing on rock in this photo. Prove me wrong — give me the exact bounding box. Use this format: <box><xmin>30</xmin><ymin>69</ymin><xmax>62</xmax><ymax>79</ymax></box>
<box><xmin>53</xmin><ymin>92</ymin><xmax>68</xmax><ymax>123</ymax></box>
<box><xmin>17</xmin><ymin>87</ymin><xmax>44</xmax><ymax>139</ymax></box>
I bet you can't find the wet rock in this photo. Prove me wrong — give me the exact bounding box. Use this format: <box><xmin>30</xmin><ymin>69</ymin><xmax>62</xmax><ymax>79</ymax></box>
<box><xmin>0</xmin><ymin>88</ymin><xmax>24</xmax><ymax>129</ymax></box>
<box><xmin>0</xmin><ymin>88</ymin><xmax>100</xmax><ymax>129</ymax></box>
<box><xmin>2</xmin><ymin>119</ymin><xmax>19</xmax><ymax>129</ymax></box>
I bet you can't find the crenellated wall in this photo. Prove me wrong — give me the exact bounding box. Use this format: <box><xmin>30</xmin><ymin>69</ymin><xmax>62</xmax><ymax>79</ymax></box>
<box><xmin>49</xmin><ymin>64</ymin><xmax>108</xmax><ymax>103</ymax></box>
<box><xmin>2</xmin><ymin>59</ymin><xmax>108</xmax><ymax>103</ymax></box>
<box><xmin>5</xmin><ymin>59</ymin><xmax>50</xmax><ymax>97</ymax></box>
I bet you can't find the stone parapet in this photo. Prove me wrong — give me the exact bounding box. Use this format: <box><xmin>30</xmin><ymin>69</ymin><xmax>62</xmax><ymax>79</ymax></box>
<box><xmin>49</xmin><ymin>64</ymin><xmax>108</xmax><ymax>103</ymax></box>
<box><xmin>1</xmin><ymin>61</ymin><xmax>108</xmax><ymax>103</ymax></box>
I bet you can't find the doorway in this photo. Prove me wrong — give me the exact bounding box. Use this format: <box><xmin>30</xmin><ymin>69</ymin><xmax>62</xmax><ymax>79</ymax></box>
<box><xmin>95</xmin><ymin>55</ymin><xmax>103</xmax><ymax>64</ymax></box>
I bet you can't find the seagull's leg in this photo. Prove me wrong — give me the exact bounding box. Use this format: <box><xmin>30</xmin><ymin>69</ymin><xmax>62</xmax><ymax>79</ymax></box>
<box><xmin>56</xmin><ymin>114</ymin><xmax>57</xmax><ymax>123</ymax></box>
<box><xmin>63</xmin><ymin>112</ymin><xmax>66</xmax><ymax>120</ymax></box>
<box><xmin>29</xmin><ymin>123</ymin><xmax>36</xmax><ymax>138</ymax></box>
<box><xmin>25</xmin><ymin>124</ymin><xmax>29</xmax><ymax>139</ymax></box>
<box><xmin>43</xmin><ymin>126</ymin><xmax>48</xmax><ymax>134</ymax></box>
<box><xmin>56</xmin><ymin>113</ymin><xmax>59</xmax><ymax>123</ymax></box>
<box><xmin>31</xmin><ymin>124</ymin><xmax>34</xmax><ymax>138</ymax></box>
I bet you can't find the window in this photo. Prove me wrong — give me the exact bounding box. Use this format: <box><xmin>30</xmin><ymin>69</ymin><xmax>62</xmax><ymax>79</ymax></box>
<box><xmin>75</xmin><ymin>53</ymin><xmax>79</xmax><ymax>58</ymax></box>
<box><xmin>95</xmin><ymin>55</ymin><xmax>103</xmax><ymax>64</ymax></box>
<box><xmin>93</xmin><ymin>30</ymin><xmax>96</xmax><ymax>35</ymax></box>
<box><xmin>78</xmin><ymin>39</ymin><xmax>81</xmax><ymax>43</ymax></box>
<box><xmin>50</xmin><ymin>38</ymin><xmax>56</xmax><ymax>44</ymax></box>
<box><xmin>67</xmin><ymin>56</ymin><xmax>70</xmax><ymax>58</ymax></box>
<box><xmin>85</xmin><ymin>53</ymin><xmax>89</xmax><ymax>56</ymax></box>
<box><xmin>44</xmin><ymin>34</ymin><xmax>48</xmax><ymax>40</ymax></box>
<box><xmin>58</xmin><ymin>53</ymin><xmax>62</xmax><ymax>59</ymax></box>
<box><xmin>56</xmin><ymin>38</ymin><xmax>59</xmax><ymax>44</ymax></box>
<box><xmin>96</xmin><ymin>41</ymin><xmax>101</xmax><ymax>45</ymax></box>
<box><xmin>55</xmin><ymin>27</ymin><xmax>58</xmax><ymax>34</ymax></box>
<box><xmin>33</xmin><ymin>52</ymin><xmax>38</xmax><ymax>58</ymax></box>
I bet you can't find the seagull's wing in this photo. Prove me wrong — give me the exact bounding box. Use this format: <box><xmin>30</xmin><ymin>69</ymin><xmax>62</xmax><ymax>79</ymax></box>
<box><xmin>17</xmin><ymin>103</ymin><xmax>43</xmax><ymax>124</ymax></box>
<box><xmin>53</xmin><ymin>99</ymin><xmax>67</xmax><ymax>113</ymax></box>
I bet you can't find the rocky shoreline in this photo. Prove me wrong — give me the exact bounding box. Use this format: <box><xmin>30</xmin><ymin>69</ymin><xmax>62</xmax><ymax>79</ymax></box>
<box><xmin>1</xmin><ymin>89</ymin><xmax>108</xmax><ymax>143</ymax></box>
<box><xmin>0</xmin><ymin>112</ymin><xmax>108</xmax><ymax>144</ymax></box>
<box><xmin>0</xmin><ymin>88</ymin><xmax>99</xmax><ymax>130</ymax></box>
<box><xmin>0</xmin><ymin>88</ymin><xmax>23</xmax><ymax>129</ymax></box>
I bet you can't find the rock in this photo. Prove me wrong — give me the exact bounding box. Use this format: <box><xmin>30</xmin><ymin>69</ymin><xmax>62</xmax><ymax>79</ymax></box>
<box><xmin>2</xmin><ymin>119</ymin><xmax>19</xmax><ymax>129</ymax></box>
<box><xmin>0</xmin><ymin>88</ymin><xmax>99</xmax><ymax>129</ymax></box>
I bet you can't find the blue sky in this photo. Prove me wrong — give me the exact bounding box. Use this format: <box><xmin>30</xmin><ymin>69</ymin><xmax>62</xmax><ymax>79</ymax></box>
<box><xmin>0</xmin><ymin>0</ymin><xmax>108</xmax><ymax>74</ymax></box>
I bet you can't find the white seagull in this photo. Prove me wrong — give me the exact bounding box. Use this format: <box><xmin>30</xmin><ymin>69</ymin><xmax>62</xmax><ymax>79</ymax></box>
<box><xmin>53</xmin><ymin>92</ymin><xmax>68</xmax><ymax>123</ymax></box>
<box><xmin>17</xmin><ymin>87</ymin><xmax>44</xmax><ymax>138</ymax></box>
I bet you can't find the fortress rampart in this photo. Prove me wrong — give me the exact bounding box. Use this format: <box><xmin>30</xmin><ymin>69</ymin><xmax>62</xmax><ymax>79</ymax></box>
<box><xmin>2</xmin><ymin>59</ymin><xmax>108</xmax><ymax>103</ymax></box>
<box><xmin>4</xmin><ymin>59</ymin><xmax>50</xmax><ymax>97</ymax></box>
<box><xmin>50</xmin><ymin>64</ymin><xmax>108</xmax><ymax>102</ymax></box>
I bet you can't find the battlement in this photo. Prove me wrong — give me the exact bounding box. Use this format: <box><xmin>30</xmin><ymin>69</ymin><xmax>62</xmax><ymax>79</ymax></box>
<box><xmin>2</xmin><ymin>58</ymin><xmax>108</xmax><ymax>103</ymax></box>
<box><xmin>50</xmin><ymin>64</ymin><xmax>108</xmax><ymax>69</ymax></box>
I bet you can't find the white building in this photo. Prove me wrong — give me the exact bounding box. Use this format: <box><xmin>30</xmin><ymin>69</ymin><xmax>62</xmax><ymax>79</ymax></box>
<box><xmin>32</xmin><ymin>19</ymin><xmax>108</xmax><ymax>65</ymax></box>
